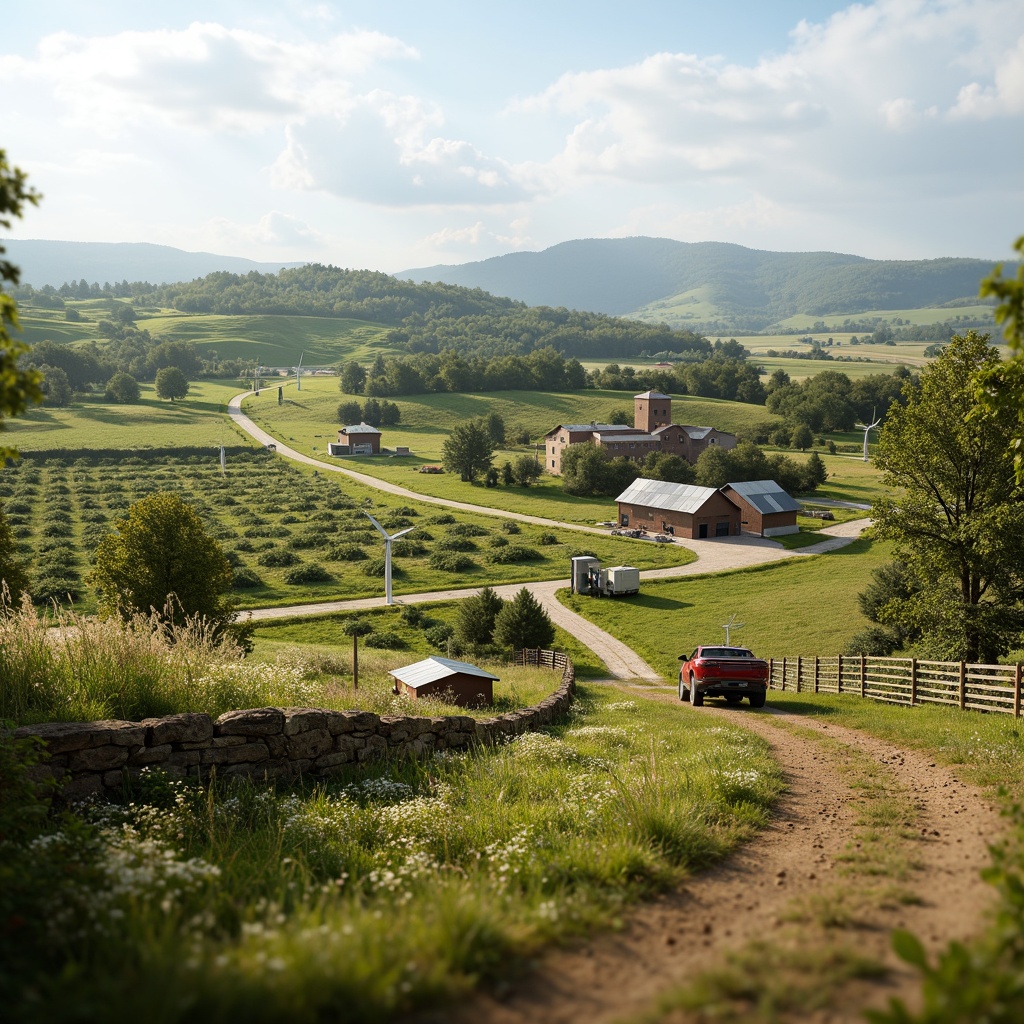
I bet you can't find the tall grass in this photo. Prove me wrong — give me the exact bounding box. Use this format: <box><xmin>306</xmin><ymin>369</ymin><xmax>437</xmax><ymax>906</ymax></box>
<box><xmin>2</xmin><ymin>688</ymin><xmax>783</xmax><ymax>1022</ymax></box>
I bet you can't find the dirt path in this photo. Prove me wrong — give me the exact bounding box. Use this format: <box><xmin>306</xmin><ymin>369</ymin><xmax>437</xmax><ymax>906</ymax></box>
<box><xmin>418</xmin><ymin>696</ymin><xmax>1002</xmax><ymax>1024</ymax></box>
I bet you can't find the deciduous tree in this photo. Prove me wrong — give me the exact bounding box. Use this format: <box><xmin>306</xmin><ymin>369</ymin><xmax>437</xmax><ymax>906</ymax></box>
<box><xmin>441</xmin><ymin>420</ymin><xmax>494</xmax><ymax>482</ymax></box>
<box><xmin>872</xmin><ymin>331</ymin><xmax>1024</xmax><ymax>662</ymax></box>
<box><xmin>105</xmin><ymin>371</ymin><xmax>140</xmax><ymax>404</ymax></box>
<box><xmin>0</xmin><ymin>150</ymin><xmax>43</xmax><ymax>458</ymax></box>
<box><xmin>155</xmin><ymin>366</ymin><xmax>189</xmax><ymax>401</ymax></box>
<box><xmin>90</xmin><ymin>493</ymin><xmax>233</xmax><ymax>629</ymax></box>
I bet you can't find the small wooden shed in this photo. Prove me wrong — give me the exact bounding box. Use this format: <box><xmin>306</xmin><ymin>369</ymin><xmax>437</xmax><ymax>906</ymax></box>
<box><xmin>389</xmin><ymin>656</ymin><xmax>498</xmax><ymax>708</ymax></box>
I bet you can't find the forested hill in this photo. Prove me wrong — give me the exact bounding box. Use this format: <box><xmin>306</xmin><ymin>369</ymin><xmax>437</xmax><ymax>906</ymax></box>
<box><xmin>399</xmin><ymin>237</ymin><xmax>1010</xmax><ymax>325</ymax></box>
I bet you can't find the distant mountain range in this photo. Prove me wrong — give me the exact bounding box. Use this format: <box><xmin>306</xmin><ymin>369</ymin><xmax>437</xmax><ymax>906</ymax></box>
<box><xmin>399</xmin><ymin>237</ymin><xmax>1010</xmax><ymax>329</ymax></box>
<box><xmin>6</xmin><ymin>240</ymin><xmax>306</xmax><ymax>289</ymax></box>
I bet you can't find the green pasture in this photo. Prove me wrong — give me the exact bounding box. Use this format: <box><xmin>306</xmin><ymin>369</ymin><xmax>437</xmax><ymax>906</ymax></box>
<box><xmin>3</xmin><ymin>380</ymin><xmax>249</xmax><ymax>452</ymax></box>
<box><xmin>776</xmin><ymin>304</ymin><xmax>997</xmax><ymax>331</ymax></box>
<box><xmin>560</xmin><ymin>537</ymin><xmax>890</xmax><ymax>681</ymax></box>
<box><xmin>11</xmin><ymin>307</ymin><xmax>99</xmax><ymax>345</ymax></box>
<box><xmin>141</xmin><ymin>312</ymin><xmax>395</xmax><ymax>366</ymax></box>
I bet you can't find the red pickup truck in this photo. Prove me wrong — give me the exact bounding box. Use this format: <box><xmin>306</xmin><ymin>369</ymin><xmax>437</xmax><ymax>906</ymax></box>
<box><xmin>678</xmin><ymin>646</ymin><xmax>769</xmax><ymax>708</ymax></box>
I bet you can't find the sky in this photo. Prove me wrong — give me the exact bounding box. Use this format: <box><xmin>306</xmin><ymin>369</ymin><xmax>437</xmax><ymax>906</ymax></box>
<box><xmin>3</xmin><ymin>0</ymin><xmax>1024</xmax><ymax>272</ymax></box>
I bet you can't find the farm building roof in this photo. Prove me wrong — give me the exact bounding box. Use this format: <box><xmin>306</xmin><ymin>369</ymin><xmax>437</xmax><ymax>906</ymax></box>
<box><xmin>546</xmin><ymin>423</ymin><xmax>624</xmax><ymax>435</ymax></box>
<box><xmin>615</xmin><ymin>478</ymin><xmax>724</xmax><ymax>514</ymax></box>
<box><xmin>723</xmin><ymin>480</ymin><xmax>802</xmax><ymax>514</ymax></box>
<box><xmin>340</xmin><ymin>422</ymin><xmax>381</xmax><ymax>434</ymax></box>
<box><xmin>633</xmin><ymin>390</ymin><xmax>672</xmax><ymax>400</ymax></box>
<box><xmin>593</xmin><ymin>431</ymin><xmax>659</xmax><ymax>443</ymax></box>
<box><xmin>681</xmin><ymin>425</ymin><xmax>714</xmax><ymax>439</ymax></box>
<box><xmin>388</xmin><ymin>656</ymin><xmax>500</xmax><ymax>690</ymax></box>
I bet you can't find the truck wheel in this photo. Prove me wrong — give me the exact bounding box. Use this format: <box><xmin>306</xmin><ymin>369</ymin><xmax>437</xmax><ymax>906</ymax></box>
<box><xmin>749</xmin><ymin>693</ymin><xmax>766</xmax><ymax>708</ymax></box>
<box><xmin>689</xmin><ymin>675</ymin><xmax>704</xmax><ymax>707</ymax></box>
<box><xmin>678</xmin><ymin>677</ymin><xmax>688</xmax><ymax>701</ymax></box>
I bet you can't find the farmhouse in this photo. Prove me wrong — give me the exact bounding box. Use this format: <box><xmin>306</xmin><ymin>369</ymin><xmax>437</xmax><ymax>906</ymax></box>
<box><xmin>615</xmin><ymin>478</ymin><xmax>743</xmax><ymax>539</ymax></box>
<box><xmin>329</xmin><ymin>422</ymin><xmax>382</xmax><ymax>456</ymax></box>
<box><xmin>720</xmin><ymin>479</ymin><xmax>802</xmax><ymax>537</ymax></box>
<box><xmin>389</xmin><ymin>656</ymin><xmax>498</xmax><ymax>708</ymax></box>
<box><xmin>543</xmin><ymin>391</ymin><xmax>736</xmax><ymax>475</ymax></box>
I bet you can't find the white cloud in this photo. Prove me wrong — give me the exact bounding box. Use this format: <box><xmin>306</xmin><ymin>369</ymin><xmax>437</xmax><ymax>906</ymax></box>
<box><xmin>206</xmin><ymin>211</ymin><xmax>325</xmax><ymax>250</ymax></box>
<box><xmin>516</xmin><ymin>0</ymin><xmax>1024</xmax><ymax>200</ymax></box>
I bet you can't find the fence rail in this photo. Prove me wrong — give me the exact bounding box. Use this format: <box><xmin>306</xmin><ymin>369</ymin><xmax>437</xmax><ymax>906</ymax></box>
<box><xmin>513</xmin><ymin>649</ymin><xmax>569</xmax><ymax>672</ymax></box>
<box><xmin>768</xmin><ymin>655</ymin><xmax>1024</xmax><ymax>716</ymax></box>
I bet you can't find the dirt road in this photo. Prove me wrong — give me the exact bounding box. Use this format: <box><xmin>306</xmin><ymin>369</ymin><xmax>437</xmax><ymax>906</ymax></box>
<box><xmin>419</xmin><ymin>695</ymin><xmax>1001</xmax><ymax>1024</ymax></box>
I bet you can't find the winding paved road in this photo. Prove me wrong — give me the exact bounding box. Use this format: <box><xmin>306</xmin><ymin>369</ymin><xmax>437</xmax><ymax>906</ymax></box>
<box><xmin>228</xmin><ymin>392</ymin><xmax>869</xmax><ymax>681</ymax></box>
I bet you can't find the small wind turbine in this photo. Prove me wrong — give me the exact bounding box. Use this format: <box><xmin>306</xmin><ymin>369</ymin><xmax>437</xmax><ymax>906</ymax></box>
<box><xmin>364</xmin><ymin>512</ymin><xmax>415</xmax><ymax>605</ymax></box>
<box><xmin>721</xmin><ymin>613</ymin><xmax>744</xmax><ymax>645</ymax></box>
<box><xmin>294</xmin><ymin>352</ymin><xmax>304</xmax><ymax>392</ymax></box>
<box><xmin>855</xmin><ymin>408</ymin><xmax>881</xmax><ymax>463</ymax></box>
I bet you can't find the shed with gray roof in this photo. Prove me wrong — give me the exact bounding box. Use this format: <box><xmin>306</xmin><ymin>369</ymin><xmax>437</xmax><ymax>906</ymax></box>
<box><xmin>389</xmin><ymin>656</ymin><xmax>498</xmax><ymax>707</ymax></box>
<box><xmin>720</xmin><ymin>480</ymin><xmax>801</xmax><ymax>537</ymax></box>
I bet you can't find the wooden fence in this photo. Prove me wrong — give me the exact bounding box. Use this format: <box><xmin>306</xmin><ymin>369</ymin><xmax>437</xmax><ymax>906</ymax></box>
<box><xmin>513</xmin><ymin>649</ymin><xmax>569</xmax><ymax>673</ymax></box>
<box><xmin>768</xmin><ymin>655</ymin><xmax>1024</xmax><ymax>716</ymax></box>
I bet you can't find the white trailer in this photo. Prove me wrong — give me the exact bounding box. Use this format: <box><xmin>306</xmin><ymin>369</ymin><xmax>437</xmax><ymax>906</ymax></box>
<box><xmin>599</xmin><ymin>565</ymin><xmax>640</xmax><ymax>597</ymax></box>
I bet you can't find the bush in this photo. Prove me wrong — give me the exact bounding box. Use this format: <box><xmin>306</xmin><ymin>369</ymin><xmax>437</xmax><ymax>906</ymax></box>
<box><xmin>327</xmin><ymin>544</ymin><xmax>367</xmax><ymax>561</ymax></box>
<box><xmin>428</xmin><ymin>551</ymin><xmax>476</xmax><ymax>573</ymax></box>
<box><xmin>284</xmin><ymin>564</ymin><xmax>333</xmax><ymax>585</ymax></box>
<box><xmin>437</xmin><ymin>535</ymin><xmax>476</xmax><ymax>552</ymax></box>
<box><xmin>424</xmin><ymin>622</ymin><xmax>458</xmax><ymax>652</ymax></box>
<box><xmin>363</xmin><ymin>557</ymin><xmax>398</xmax><ymax>578</ymax></box>
<box><xmin>501</xmin><ymin>520</ymin><xmax>521</xmax><ymax>535</ymax></box>
<box><xmin>401</xmin><ymin>605</ymin><xmax>424</xmax><ymax>626</ymax></box>
<box><xmin>380</xmin><ymin>515</ymin><xmax>414</xmax><ymax>530</ymax></box>
<box><xmin>847</xmin><ymin>625</ymin><xmax>901</xmax><ymax>656</ymax></box>
<box><xmin>391</xmin><ymin>539</ymin><xmax>427</xmax><ymax>558</ymax></box>
<box><xmin>489</xmin><ymin>535</ymin><xmax>509</xmax><ymax>548</ymax></box>
<box><xmin>538</xmin><ymin>533</ymin><xmax>560</xmax><ymax>545</ymax></box>
<box><xmin>567</xmin><ymin>548</ymin><xmax>598</xmax><ymax>559</ymax></box>
<box><xmin>231</xmin><ymin>566</ymin><xmax>263</xmax><ymax>589</ymax></box>
<box><xmin>364</xmin><ymin>629</ymin><xmax>406</xmax><ymax>650</ymax></box>
<box><xmin>257</xmin><ymin>548</ymin><xmax>300</xmax><ymax>568</ymax></box>
<box><xmin>446</xmin><ymin>523</ymin><xmax>489</xmax><ymax>537</ymax></box>
<box><xmin>488</xmin><ymin>545</ymin><xmax>543</xmax><ymax>564</ymax></box>
<box><xmin>427</xmin><ymin>513</ymin><xmax>456</xmax><ymax>525</ymax></box>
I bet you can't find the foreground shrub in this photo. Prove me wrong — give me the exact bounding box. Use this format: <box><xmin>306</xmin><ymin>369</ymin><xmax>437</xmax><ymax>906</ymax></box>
<box><xmin>257</xmin><ymin>548</ymin><xmax>300</xmax><ymax>568</ymax></box>
<box><xmin>428</xmin><ymin>551</ymin><xmax>476</xmax><ymax>573</ymax></box>
<box><xmin>364</xmin><ymin>629</ymin><xmax>406</xmax><ymax>650</ymax></box>
<box><xmin>284</xmin><ymin>564</ymin><xmax>333</xmax><ymax>585</ymax></box>
<box><xmin>488</xmin><ymin>545</ymin><xmax>543</xmax><ymax>564</ymax></box>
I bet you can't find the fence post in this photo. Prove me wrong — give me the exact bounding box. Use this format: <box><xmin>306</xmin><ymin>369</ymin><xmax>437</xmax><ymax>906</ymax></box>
<box><xmin>860</xmin><ymin>654</ymin><xmax>867</xmax><ymax>698</ymax></box>
<box><xmin>782</xmin><ymin>657</ymin><xmax>787</xmax><ymax>691</ymax></box>
<box><xmin>1015</xmin><ymin>663</ymin><xmax>1022</xmax><ymax>719</ymax></box>
<box><xmin>959</xmin><ymin>662</ymin><xmax>966</xmax><ymax>711</ymax></box>
<box><xmin>768</xmin><ymin>658</ymin><xmax>774</xmax><ymax>691</ymax></box>
<box><xmin>838</xmin><ymin>655</ymin><xmax>843</xmax><ymax>693</ymax></box>
<box><xmin>814</xmin><ymin>656</ymin><xmax>820</xmax><ymax>694</ymax></box>
<box><xmin>796</xmin><ymin>656</ymin><xmax>802</xmax><ymax>693</ymax></box>
<box><xmin>910</xmin><ymin>658</ymin><xmax>918</xmax><ymax>706</ymax></box>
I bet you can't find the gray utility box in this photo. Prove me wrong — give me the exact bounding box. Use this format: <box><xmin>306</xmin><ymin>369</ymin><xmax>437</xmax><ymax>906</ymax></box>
<box><xmin>570</xmin><ymin>555</ymin><xmax>600</xmax><ymax>594</ymax></box>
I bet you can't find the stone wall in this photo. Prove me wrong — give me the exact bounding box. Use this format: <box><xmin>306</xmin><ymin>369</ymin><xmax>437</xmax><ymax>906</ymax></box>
<box><xmin>14</xmin><ymin>656</ymin><xmax>575</xmax><ymax>802</ymax></box>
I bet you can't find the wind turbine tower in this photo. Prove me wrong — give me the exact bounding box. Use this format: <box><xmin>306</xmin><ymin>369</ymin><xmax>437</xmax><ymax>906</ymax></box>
<box><xmin>364</xmin><ymin>512</ymin><xmax>415</xmax><ymax>605</ymax></box>
<box><xmin>721</xmin><ymin>613</ymin><xmax>744</xmax><ymax>645</ymax></box>
<box><xmin>856</xmin><ymin>410</ymin><xmax>882</xmax><ymax>463</ymax></box>
<box><xmin>295</xmin><ymin>352</ymin><xmax>304</xmax><ymax>392</ymax></box>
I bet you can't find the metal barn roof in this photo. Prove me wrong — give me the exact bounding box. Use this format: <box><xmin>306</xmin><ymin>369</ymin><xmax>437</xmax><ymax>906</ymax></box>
<box><xmin>389</xmin><ymin>656</ymin><xmax>500</xmax><ymax>689</ymax></box>
<box><xmin>724</xmin><ymin>479</ymin><xmax>802</xmax><ymax>514</ymax></box>
<box><xmin>633</xmin><ymin>390</ymin><xmax>672</xmax><ymax>400</ymax></box>
<box><xmin>340</xmin><ymin>422</ymin><xmax>382</xmax><ymax>434</ymax></box>
<box><xmin>615</xmin><ymin>478</ymin><xmax>723</xmax><ymax>514</ymax></box>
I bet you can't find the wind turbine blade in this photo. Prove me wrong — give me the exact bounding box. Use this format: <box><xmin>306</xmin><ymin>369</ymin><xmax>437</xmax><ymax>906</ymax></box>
<box><xmin>392</xmin><ymin>526</ymin><xmax>417</xmax><ymax>540</ymax></box>
<box><xmin>362</xmin><ymin>511</ymin><xmax>388</xmax><ymax>538</ymax></box>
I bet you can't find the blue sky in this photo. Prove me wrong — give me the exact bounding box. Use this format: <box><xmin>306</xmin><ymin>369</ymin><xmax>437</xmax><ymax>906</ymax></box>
<box><xmin>3</xmin><ymin>1</ymin><xmax>1023</xmax><ymax>272</ymax></box>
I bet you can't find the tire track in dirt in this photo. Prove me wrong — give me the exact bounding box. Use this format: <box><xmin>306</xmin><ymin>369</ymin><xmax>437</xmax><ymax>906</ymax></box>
<box><xmin>418</xmin><ymin>696</ymin><xmax>1003</xmax><ymax>1024</ymax></box>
